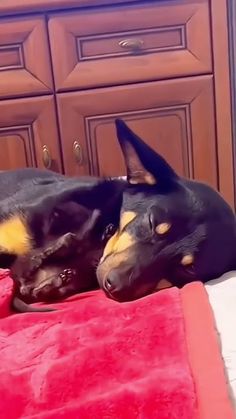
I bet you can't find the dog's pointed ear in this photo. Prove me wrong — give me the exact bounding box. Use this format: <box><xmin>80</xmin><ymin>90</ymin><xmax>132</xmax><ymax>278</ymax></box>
<box><xmin>115</xmin><ymin>119</ymin><xmax>178</xmax><ymax>185</ymax></box>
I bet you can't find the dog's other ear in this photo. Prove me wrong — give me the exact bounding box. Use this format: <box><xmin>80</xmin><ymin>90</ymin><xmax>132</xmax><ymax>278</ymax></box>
<box><xmin>115</xmin><ymin>119</ymin><xmax>179</xmax><ymax>186</ymax></box>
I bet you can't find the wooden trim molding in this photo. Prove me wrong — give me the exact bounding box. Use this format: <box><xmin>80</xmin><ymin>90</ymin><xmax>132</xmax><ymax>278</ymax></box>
<box><xmin>0</xmin><ymin>0</ymin><xmax>139</xmax><ymax>16</ymax></box>
<box><xmin>210</xmin><ymin>0</ymin><xmax>234</xmax><ymax>208</ymax></box>
<box><xmin>227</xmin><ymin>0</ymin><xmax>236</xmax><ymax>207</ymax></box>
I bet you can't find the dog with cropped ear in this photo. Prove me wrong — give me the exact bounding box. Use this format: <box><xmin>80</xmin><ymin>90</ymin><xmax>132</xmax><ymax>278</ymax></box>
<box><xmin>97</xmin><ymin>119</ymin><xmax>236</xmax><ymax>302</ymax></box>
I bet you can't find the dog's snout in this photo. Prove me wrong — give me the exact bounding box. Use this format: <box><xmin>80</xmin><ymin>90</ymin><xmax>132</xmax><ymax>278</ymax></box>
<box><xmin>102</xmin><ymin>268</ymin><xmax>137</xmax><ymax>301</ymax></box>
<box><xmin>104</xmin><ymin>271</ymin><xmax>119</xmax><ymax>293</ymax></box>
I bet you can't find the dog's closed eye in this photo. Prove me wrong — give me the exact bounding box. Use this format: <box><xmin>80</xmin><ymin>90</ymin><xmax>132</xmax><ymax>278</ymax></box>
<box><xmin>148</xmin><ymin>210</ymin><xmax>171</xmax><ymax>236</ymax></box>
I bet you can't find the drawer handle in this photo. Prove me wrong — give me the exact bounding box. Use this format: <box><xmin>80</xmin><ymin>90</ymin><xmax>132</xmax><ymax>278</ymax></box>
<box><xmin>73</xmin><ymin>141</ymin><xmax>83</xmax><ymax>165</ymax></box>
<box><xmin>119</xmin><ymin>38</ymin><xmax>144</xmax><ymax>50</ymax></box>
<box><xmin>42</xmin><ymin>145</ymin><xmax>52</xmax><ymax>169</ymax></box>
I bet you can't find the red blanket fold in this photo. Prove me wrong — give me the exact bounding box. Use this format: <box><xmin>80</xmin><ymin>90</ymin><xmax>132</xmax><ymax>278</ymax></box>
<box><xmin>0</xmin><ymin>269</ymin><xmax>234</xmax><ymax>419</ymax></box>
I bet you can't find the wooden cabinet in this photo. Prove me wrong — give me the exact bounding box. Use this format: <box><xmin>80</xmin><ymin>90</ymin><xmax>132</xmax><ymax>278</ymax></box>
<box><xmin>49</xmin><ymin>0</ymin><xmax>212</xmax><ymax>91</ymax></box>
<box><xmin>57</xmin><ymin>76</ymin><xmax>217</xmax><ymax>188</ymax></box>
<box><xmin>0</xmin><ymin>0</ymin><xmax>234</xmax><ymax>206</ymax></box>
<box><xmin>0</xmin><ymin>96</ymin><xmax>62</xmax><ymax>171</ymax></box>
<box><xmin>0</xmin><ymin>16</ymin><xmax>52</xmax><ymax>99</ymax></box>
<box><xmin>0</xmin><ymin>0</ymin><xmax>139</xmax><ymax>14</ymax></box>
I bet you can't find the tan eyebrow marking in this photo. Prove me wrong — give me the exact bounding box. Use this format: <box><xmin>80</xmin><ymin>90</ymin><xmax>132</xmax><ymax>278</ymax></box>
<box><xmin>181</xmin><ymin>254</ymin><xmax>194</xmax><ymax>266</ymax></box>
<box><xmin>155</xmin><ymin>222</ymin><xmax>171</xmax><ymax>235</ymax></box>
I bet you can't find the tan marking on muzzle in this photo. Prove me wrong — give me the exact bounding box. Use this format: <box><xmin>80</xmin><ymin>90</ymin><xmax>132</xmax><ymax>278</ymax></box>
<box><xmin>101</xmin><ymin>231</ymin><xmax>119</xmax><ymax>261</ymax></box>
<box><xmin>155</xmin><ymin>279</ymin><xmax>173</xmax><ymax>290</ymax></box>
<box><xmin>155</xmin><ymin>222</ymin><xmax>171</xmax><ymax>235</ymax></box>
<box><xmin>100</xmin><ymin>211</ymin><xmax>137</xmax><ymax>263</ymax></box>
<box><xmin>181</xmin><ymin>254</ymin><xmax>194</xmax><ymax>266</ymax></box>
<box><xmin>102</xmin><ymin>231</ymin><xmax>135</xmax><ymax>260</ymax></box>
<box><xmin>98</xmin><ymin>231</ymin><xmax>136</xmax><ymax>282</ymax></box>
<box><xmin>120</xmin><ymin>211</ymin><xmax>137</xmax><ymax>231</ymax></box>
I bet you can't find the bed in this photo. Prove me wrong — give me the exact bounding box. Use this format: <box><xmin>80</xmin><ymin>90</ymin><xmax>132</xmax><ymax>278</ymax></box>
<box><xmin>0</xmin><ymin>268</ymin><xmax>235</xmax><ymax>418</ymax></box>
<box><xmin>205</xmin><ymin>271</ymin><xmax>236</xmax><ymax>411</ymax></box>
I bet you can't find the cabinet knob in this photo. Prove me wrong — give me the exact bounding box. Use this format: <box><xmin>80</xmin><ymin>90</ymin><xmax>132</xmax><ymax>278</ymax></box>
<box><xmin>42</xmin><ymin>145</ymin><xmax>52</xmax><ymax>169</ymax></box>
<box><xmin>119</xmin><ymin>38</ymin><xmax>144</xmax><ymax>50</ymax></box>
<box><xmin>73</xmin><ymin>141</ymin><xmax>83</xmax><ymax>165</ymax></box>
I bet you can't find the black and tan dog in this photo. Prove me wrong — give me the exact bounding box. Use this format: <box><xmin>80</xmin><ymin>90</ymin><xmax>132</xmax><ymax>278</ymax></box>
<box><xmin>96</xmin><ymin>120</ymin><xmax>236</xmax><ymax>301</ymax></box>
<box><xmin>0</xmin><ymin>169</ymin><xmax>124</xmax><ymax>311</ymax></box>
<box><xmin>0</xmin><ymin>119</ymin><xmax>236</xmax><ymax>311</ymax></box>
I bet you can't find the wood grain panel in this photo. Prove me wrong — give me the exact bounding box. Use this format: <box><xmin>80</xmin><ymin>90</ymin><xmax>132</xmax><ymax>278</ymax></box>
<box><xmin>49</xmin><ymin>0</ymin><xmax>212</xmax><ymax>91</ymax></box>
<box><xmin>57</xmin><ymin>76</ymin><xmax>218</xmax><ymax>190</ymax></box>
<box><xmin>0</xmin><ymin>135</ymin><xmax>29</xmax><ymax>170</ymax></box>
<box><xmin>211</xmin><ymin>0</ymin><xmax>234</xmax><ymax>207</ymax></box>
<box><xmin>0</xmin><ymin>0</ymin><xmax>139</xmax><ymax>15</ymax></box>
<box><xmin>0</xmin><ymin>96</ymin><xmax>62</xmax><ymax>172</ymax></box>
<box><xmin>0</xmin><ymin>45</ymin><xmax>23</xmax><ymax>70</ymax></box>
<box><xmin>228</xmin><ymin>0</ymin><xmax>236</xmax><ymax>208</ymax></box>
<box><xmin>0</xmin><ymin>16</ymin><xmax>53</xmax><ymax>98</ymax></box>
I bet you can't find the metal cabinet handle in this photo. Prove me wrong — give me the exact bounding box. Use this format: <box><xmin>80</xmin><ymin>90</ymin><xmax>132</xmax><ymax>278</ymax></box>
<box><xmin>73</xmin><ymin>141</ymin><xmax>83</xmax><ymax>165</ymax></box>
<box><xmin>119</xmin><ymin>38</ymin><xmax>144</xmax><ymax>50</ymax></box>
<box><xmin>42</xmin><ymin>145</ymin><xmax>52</xmax><ymax>169</ymax></box>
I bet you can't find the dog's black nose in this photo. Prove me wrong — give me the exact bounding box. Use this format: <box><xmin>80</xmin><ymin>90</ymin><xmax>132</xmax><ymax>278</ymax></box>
<box><xmin>102</xmin><ymin>269</ymin><xmax>135</xmax><ymax>301</ymax></box>
<box><xmin>104</xmin><ymin>275</ymin><xmax>116</xmax><ymax>292</ymax></box>
<box><xmin>104</xmin><ymin>269</ymin><xmax>123</xmax><ymax>294</ymax></box>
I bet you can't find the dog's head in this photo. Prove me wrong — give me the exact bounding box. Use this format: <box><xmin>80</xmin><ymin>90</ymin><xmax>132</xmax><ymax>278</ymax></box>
<box><xmin>97</xmin><ymin>119</ymin><xmax>236</xmax><ymax>301</ymax></box>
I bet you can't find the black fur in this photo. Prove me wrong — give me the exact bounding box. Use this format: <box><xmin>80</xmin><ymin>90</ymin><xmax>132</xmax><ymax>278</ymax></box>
<box><xmin>0</xmin><ymin>169</ymin><xmax>125</xmax><ymax>311</ymax></box>
<box><xmin>1</xmin><ymin>119</ymin><xmax>236</xmax><ymax>308</ymax></box>
<box><xmin>96</xmin><ymin>120</ymin><xmax>236</xmax><ymax>301</ymax></box>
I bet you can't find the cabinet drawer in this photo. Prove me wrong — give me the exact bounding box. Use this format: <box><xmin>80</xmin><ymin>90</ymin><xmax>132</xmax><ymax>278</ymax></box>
<box><xmin>0</xmin><ymin>16</ymin><xmax>53</xmax><ymax>98</ymax></box>
<box><xmin>0</xmin><ymin>96</ymin><xmax>62</xmax><ymax>172</ymax></box>
<box><xmin>57</xmin><ymin>75</ymin><xmax>217</xmax><ymax>189</ymax></box>
<box><xmin>0</xmin><ymin>0</ymin><xmax>139</xmax><ymax>15</ymax></box>
<box><xmin>49</xmin><ymin>0</ymin><xmax>212</xmax><ymax>91</ymax></box>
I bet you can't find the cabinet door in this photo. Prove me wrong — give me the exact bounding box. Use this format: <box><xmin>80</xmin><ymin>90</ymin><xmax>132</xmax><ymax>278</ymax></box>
<box><xmin>0</xmin><ymin>16</ymin><xmax>53</xmax><ymax>99</ymax></box>
<box><xmin>57</xmin><ymin>75</ymin><xmax>218</xmax><ymax>189</ymax></box>
<box><xmin>0</xmin><ymin>96</ymin><xmax>62</xmax><ymax>172</ymax></box>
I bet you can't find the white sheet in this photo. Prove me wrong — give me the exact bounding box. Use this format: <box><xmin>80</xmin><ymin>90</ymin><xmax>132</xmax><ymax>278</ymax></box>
<box><xmin>205</xmin><ymin>272</ymin><xmax>236</xmax><ymax>409</ymax></box>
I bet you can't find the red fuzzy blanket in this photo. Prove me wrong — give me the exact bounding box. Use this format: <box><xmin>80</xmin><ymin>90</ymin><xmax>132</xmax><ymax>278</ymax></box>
<box><xmin>0</xmin><ymin>269</ymin><xmax>234</xmax><ymax>419</ymax></box>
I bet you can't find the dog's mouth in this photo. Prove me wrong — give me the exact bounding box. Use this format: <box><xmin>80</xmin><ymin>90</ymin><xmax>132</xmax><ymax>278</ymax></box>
<box><xmin>101</xmin><ymin>274</ymin><xmax>173</xmax><ymax>302</ymax></box>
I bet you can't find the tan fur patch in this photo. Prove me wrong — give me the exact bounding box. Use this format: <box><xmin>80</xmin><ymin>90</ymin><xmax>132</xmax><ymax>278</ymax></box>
<box><xmin>129</xmin><ymin>172</ymin><xmax>156</xmax><ymax>185</ymax></box>
<box><xmin>114</xmin><ymin>232</ymin><xmax>135</xmax><ymax>253</ymax></box>
<box><xmin>125</xmin><ymin>142</ymin><xmax>156</xmax><ymax>185</ymax></box>
<box><xmin>144</xmin><ymin>174</ymin><xmax>156</xmax><ymax>185</ymax></box>
<box><xmin>102</xmin><ymin>230</ymin><xmax>135</xmax><ymax>260</ymax></box>
<box><xmin>181</xmin><ymin>254</ymin><xmax>194</xmax><ymax>266</ymax></box>
<box><xmin>101</xmin><ymin>211</ymin><xmax>137</xmax><ymax>261</ymax></box>
<box><xmin>99</xmin><ymin>249</ymin><xmax>133</xmax><ymax>278</ymax></box>
<box><xmin>102</xmin><ymin>231</ymin><xmax>120</xmax><ymax>260</ymax></box>
<box><xmin>0</xmin><ymin>215</ymin><xmax>32</xmax><ymax>255</ymax></box>
<box><xmin>120</xmin><ymin>211</ymin><xmax>137</xmax><ymax>231</ymax></box>
<box><xmin>129</xmin><ymin>173</ymin><xmax>156</xmax><ymax>185</ymax></box>
<box><xmin>155</xmin><ymin>222</ymin><xmax>171</xmax><ymax>235</ymax></box>
<box><xmin>155</xmin><ymin>279</ymin><xmax>172</xmax><ymax>290</ymax></box>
